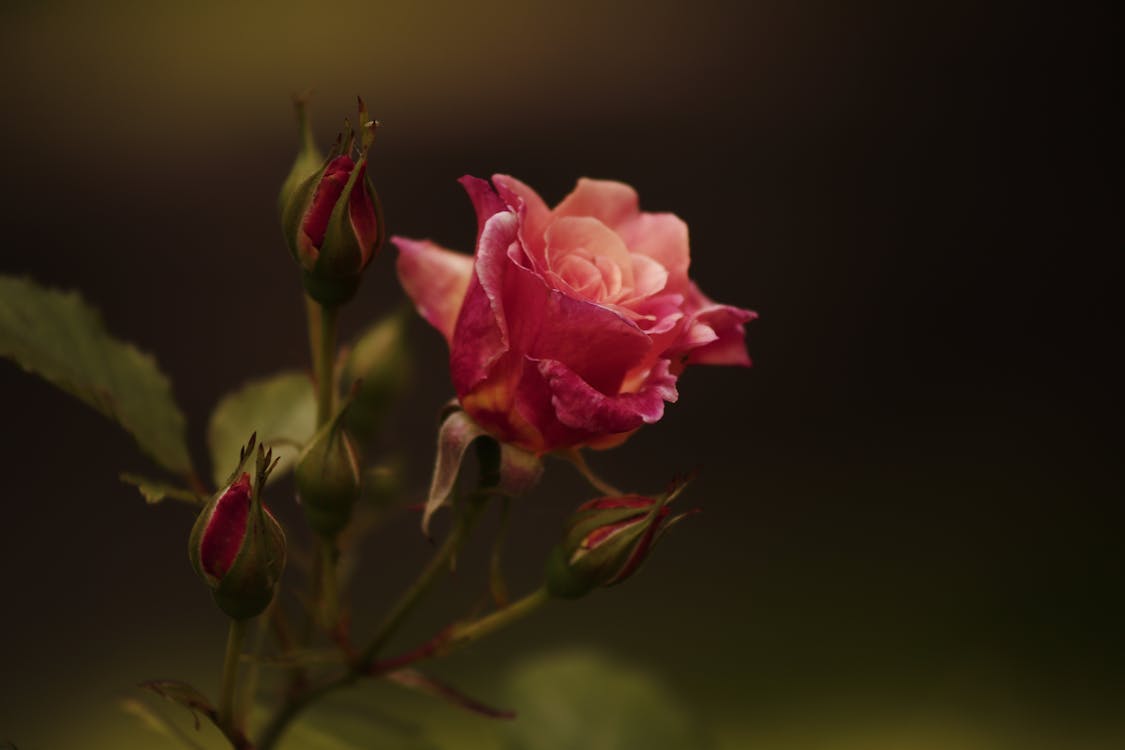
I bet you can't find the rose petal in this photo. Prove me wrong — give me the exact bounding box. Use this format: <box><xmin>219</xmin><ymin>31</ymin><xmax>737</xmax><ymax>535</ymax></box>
<box><xmin>393</xmin><ymin>237</ymin><xmax>474</xmax><ymax>345</ymax></box>
<box><xmin>539</xmin><ymin>358</ymin><xmax>679</xmax><ymax>435</ymax></box>
<box><xmin>458</xmin><ymin>175</ymin><xmax>508</xmax><ymax>242</ymax></box>
<box><xmin>624</xmin><ymin>253</ymin><xmax>670</xmax><ymax>302</ymax></box>
<box><xmin>200</xmin><ymin>473</ymin><xmax>252</xmax><ymax>580</ymax></box>
<box><xmin>450</xmin><ymin>213</ymin><xmax>521</xmax><ymax>391</ymax></box>
<box><xmin>512</xmin><ymin>263</ymin><xmax>652</xmax><ymax>396</ymax></box>
<box><xmin>675</xmin><ymin>285</ymin><xmax>757</xmax><ymax>367</ymax></box>
<box><xmin>545</xmin><ymin>216</ymin><xmax>635</xmax><ymax>292</ymax></box>
<box><xmin>616</xmin><ymin>212</ymin><xmax>691</xmax><ymax>294</ymax></box>
<box><xmin>492</xmin><ymin>174</ymin><xmax>552</xmax><ymax>269</ymax></box>
<box><xmin>302</xmin><ymin>156</ymin><xmax>354</xmax><ymax>249</ymax></box>
<box><xmin>686</xmin><ymin>307</ymin><xmax>757</xmax><ymax>366</ymax></box>
<box><xmin>552</xmin><ymin>178</ymin><xmax>640</xmax><ymax>230</ymax></box>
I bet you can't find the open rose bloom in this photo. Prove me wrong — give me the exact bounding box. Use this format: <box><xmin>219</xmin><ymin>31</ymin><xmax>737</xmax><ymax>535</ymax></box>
<box><xmin>394</xmin><ymin>175</ymin><xmax>755</xmax><ymax>454</ymax></box>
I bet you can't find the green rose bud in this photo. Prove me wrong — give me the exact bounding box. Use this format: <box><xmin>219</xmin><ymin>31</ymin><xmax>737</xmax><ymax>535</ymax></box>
<box><xmin>295</xmin><ymin>411</ymin><xmax>362</xmax><ymax>538</ymax></box>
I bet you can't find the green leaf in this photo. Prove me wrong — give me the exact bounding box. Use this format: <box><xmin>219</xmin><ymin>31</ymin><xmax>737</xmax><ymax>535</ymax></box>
<box><xmin>0</xmin><ymin>275</ymin><xmax>192</xmax><ymax>476</ymax></box>
<box><xmin>207</xmin><ymin>371</ymin><xmax>316</xmax><ymax>488</ymax></box>
<box><xmin>502</xmin><ymin>649</ymin><xmax>715</xmax><ymax>750</ymax></box>
<box><xmin>340</xmin><ymin>309</ymin><xmax>411</xmax><ymax>446</ymax></box>
<box><xmin>120</xmin><ymin>473</ymin><xmax>205</xmax><ymax>507</ymax></box>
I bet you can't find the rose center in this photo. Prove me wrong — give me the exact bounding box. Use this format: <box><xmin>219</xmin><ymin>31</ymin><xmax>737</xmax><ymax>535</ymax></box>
<box><xmin>553</xmin><ymin>249</ymin><xmax>632</xmax><ymax>304</ymax></box>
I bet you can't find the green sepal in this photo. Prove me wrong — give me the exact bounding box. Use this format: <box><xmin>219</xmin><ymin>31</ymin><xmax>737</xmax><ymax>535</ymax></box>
<box><xmin>545</xmin><ymin>545</ymin><xmax>595</xmax><ymax>599</ymax></box>
<box><xmin>210</xmin><ymin>502</ymin><xmax>286</xmax><ymax>620</ymax></box>
<box><xmin>277</xmin><ymin>95</ymin><xmax>324</xmax><ymax>219</ymax></box>
<box><xmin>280</xmin><ymin>155</ymin><xmax>331</xmax><ymax>271</ymax></box>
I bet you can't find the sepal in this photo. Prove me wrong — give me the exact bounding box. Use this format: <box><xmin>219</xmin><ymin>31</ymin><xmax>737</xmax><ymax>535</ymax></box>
<box><xmin>421</xmin><ymin>404</ymin><xmax>542</xmax><ymax>536</ymax></box>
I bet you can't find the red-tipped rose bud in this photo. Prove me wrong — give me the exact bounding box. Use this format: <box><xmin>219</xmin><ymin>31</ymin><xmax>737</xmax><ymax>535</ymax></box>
<box><xmin>295</xmin><ymin>412</ymin><xmax>362</xmax><ymax>538</ymax></box>
<box><xmin>281</xmin><ymin>97</ymin><xmax>384</xmax><ymax>306</ymax></box>
<box><xmin>545</xmin><ymin>487</ymin><xmax>692</xmax><ymax>599</ymax></box>
<box><xmin>189</xmin><ymin>444</ymin><xmax>287</xmax><ymax>620</ymax></box>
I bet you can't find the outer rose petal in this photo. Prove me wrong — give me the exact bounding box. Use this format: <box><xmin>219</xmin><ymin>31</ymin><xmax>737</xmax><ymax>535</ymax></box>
<box><xmin>450</xmin><ymin>212</ymin><xmax>522</xmax><ymax>391</ymax></box>
<box><xmin>458</xmin><ymin>175</ymin><xmax>508</xmax><ymax>241</ymax></box>
<box><xmin>492</xmin><ymin>174</ymin><xmax>552</xmax><ymax>269</ymax></box>
<box><xmin>552</xmin><ymin>178</ymin><xmax>640</xmax><ymax>230</ymax></box>
<box><xmin>686</xmin><ymin>305</ymin><xmax>757</xmax><ymax>366</ymax></box>
<box><xmin>392</xmin><ymin>236</ymin><xmax>473</xmax><ymax>345</ymax></box>
<box><xmin>539</xmin><ymin>358</ymin><xmax>679</xmax><ymax>435</ymax></box>
<box><xmin>674</xmin><ymin>285</ymin><xmax>757</xmax><ymax>367</ymax></box>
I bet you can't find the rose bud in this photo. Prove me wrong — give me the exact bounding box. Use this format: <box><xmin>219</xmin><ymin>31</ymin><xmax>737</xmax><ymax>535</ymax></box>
<box><xmin>189</xmin><ymin>471</ymin><xmax>287</xmax><ymax>620</ymax></box>
<box><xmin>393</xmin><ymin>175</ymin><xmax>755</xmax><ymax>455</ymax></box>
<box><xmin>545</xmin><ymin>489</ymin><xmax>693</xmax><ymax>599</ymax></box>
<box><xmin>281</xmin><ymin>97</ymin><xmax>384</xmax><ymax>306</ymax></box>
<box><xmin>295</xmin><ymin>412</ymin><xmax>362</xmax><ymax>538</ymax></box>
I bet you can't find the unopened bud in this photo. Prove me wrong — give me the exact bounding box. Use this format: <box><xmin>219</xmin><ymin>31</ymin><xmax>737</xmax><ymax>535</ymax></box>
<box><xmin>295</xmin><ymin>413</ymin><xmax>362</xmax><ymax>537</ymax></box>
<box><xmin>545</xmin><ymin>488</ymin><xmax>692</xmax><ymax>599</ymax></box>
<box><xmin>189</xmin><ymin>448</ymin><xmax>286</xmax><ymax>620</ymax></box>
<box><xmin>280</xmin><ymin>97</ymin><xmax>384</xmax><ymax>306</ymax></box>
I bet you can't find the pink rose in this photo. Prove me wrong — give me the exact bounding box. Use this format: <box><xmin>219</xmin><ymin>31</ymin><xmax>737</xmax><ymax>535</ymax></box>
<box><xmin>393</xmin><ymin>175</ymin><xmax>755</xmax><ymax>455</ymax></box>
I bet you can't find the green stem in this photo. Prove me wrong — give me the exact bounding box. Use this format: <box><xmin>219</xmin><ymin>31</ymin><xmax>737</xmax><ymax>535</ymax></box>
<box><xmin>312</xmin><ymin>300</ymin><xmax>339</xmax><ymax>428</ymax></box>
<box><xmin>359</xmin><ymin>494</ymin><xmax>487</xmax><ymax>665</ymax></box>
<box><xmin>256</xmin><ymin>585</ymin><xmax>547</xmax><ymax>750</ymax></box>
<box><xmin>319</xmin><ymin>537</ymin><xmax>340</xmax><ymax>632</ymax></box>
<box><xmin>444</xmin><ymin>587</ymin><xmax>550</xmax><ymax>653</ymax></box>
<box><xmin>237</xmin><ymin>609</ymin><xmax>271</xmax><ymax>728</ymax></box>
<box><xmin>218</xmin><ymin>618</ymin><xmax>247</xmax><ymax>733</ymax></box>
<box><xmin>258</xmin><ymin>496</ymin><xmax>489</xmax><ymax>750</ymax></box>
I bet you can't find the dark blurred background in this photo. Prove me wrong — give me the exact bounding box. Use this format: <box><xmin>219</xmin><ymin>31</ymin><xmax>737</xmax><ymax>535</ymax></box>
<box><xmin>1</xmin><ymin>2</ymin><xmax>1119</xmax><ymax>748</ymax></box>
